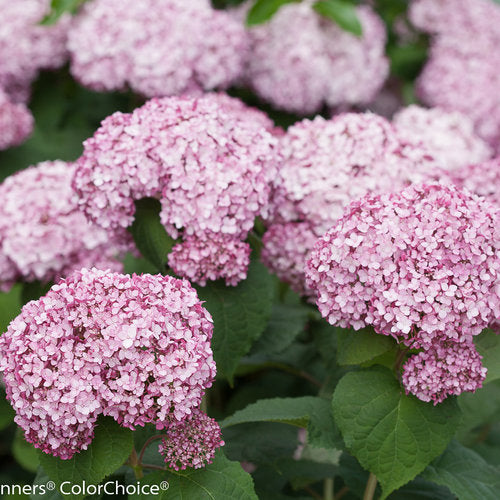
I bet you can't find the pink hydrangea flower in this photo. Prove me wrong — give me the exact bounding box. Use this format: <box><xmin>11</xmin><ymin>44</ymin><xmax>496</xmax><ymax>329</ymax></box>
<box><xmin>412</xmin><ymin>0</ymin><xmax>500</xmax><ymax>153</ymax></box>
<box><xmin>0</xmin><ymin>161</ymin><xmax>128</xmax><ymax>291</ymax></box>
<box><xmin>236</xmin><ymin>1</ymin><xmax>388</xmax><ymax>114</ymax></box>
<box><xmin>0</xmin><ymin>88</ymin><xmax>33</xmax><ymax>149</ymax></box>
<box><xmin>402</xmin><ymin>340</ymin><xmax>487</xmax><ymax>405</ymax></box>
<box><xmin>168</xmin><ymin>233</ymin><xmax>251</xmax><ymax>287</ymax></box>
<box><xmin>262</xmin><ymin>113</ymin><xmax>442</xmax><ymax>296</ymax></box>
<box><xmin>451</xmin><ymin>157</ymin><xmax>500</xmax><ymax>206</ymax></box>
<box><xmin>305</xmin><ymin>183</ymin><xmax>499</xmax><ymax>402</ymax></box>
<box><xmin>159</xmin><ymin>409</ymin><xmax>224</xmax><ymax>471</ymax></box>
<box><xmin>393</xmin><ymin>105</ymin><xmax>492</xmax><ymax>170</ymax></box>
<box><xmin>68</xmin><ymin>0</ymin><xmax>248</xmax><ymax>97</ymax></box>
<box><xmin>0</xmin><ymin>0</ymin><xmax>70</xmax><ymax>102</ymax></box>
<box><xmin>73</xmin><ymin>94</ymin><xmax>279</xmax><ymax>285</ymax></box>
<box><xmin>0</xmin><ymin>268</ymin><xmax>216</xmax><ymax>459</ymax></box>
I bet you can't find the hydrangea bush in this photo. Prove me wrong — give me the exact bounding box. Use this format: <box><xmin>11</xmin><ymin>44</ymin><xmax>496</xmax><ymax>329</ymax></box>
<box><xmin>0</xmin><ymin>1</ymin><xmax>499</xmax><ymax>499</ymax></box>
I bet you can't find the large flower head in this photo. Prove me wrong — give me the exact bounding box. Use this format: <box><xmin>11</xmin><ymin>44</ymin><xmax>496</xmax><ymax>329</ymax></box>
<box><xmin>305</xmin><ymin>183</ymin><xmax>499</xmax><ymax>402</ymax></box>
<box><xmin>262</xmin><ymin>113</ymin><xmax>442</xmax><ymax>296</ymax></box>
<box><xmin>0</xmin><ymin>0</ymin><xmax>69</xmax><ymax>102</ymax></box>
<box><xmin>68</xmin><ymin>0</ymin><xmax>248</xmax><ymax>97</ymax></box>
<box><xmin>0</xmin><ymin>268</ymin><xmax>216</xmax><ymax>459</ymax></box>
<box><xmin>73</xmin><ymin>94</ymin><xmax>279</xmax><ymax>285</ymax></box>
<box><xmin>412</xmin><ymin>0</ymin><xmax>500</xmax><ymax>153</ymax></box>
<box><xmin>238</xmin><ymin>1</ymin><xmax>388</xmax><ymax>114</ymax></box>
<box><xmin>305</xmin><ymin>183</ymin><xmax>499</xmax><ymax>344</ymax></box>
<box><xmin>0</xmin><ymin>161</ymin><xmax>128</xmax><ymax>291</ymax></box>
<box><xmin>0</xmin><ymin>87</ymin><xmax>33</xmax><ymax>149</ymax></box>
<box><xmin>393</xmin><ymin>105</ymin><xmax>492</xmax><ymax>171</ymax></box>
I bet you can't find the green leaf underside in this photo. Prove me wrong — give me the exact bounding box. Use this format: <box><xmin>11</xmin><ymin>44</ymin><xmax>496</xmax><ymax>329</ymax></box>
<box><xmin>422</xmin><ymin>440</ymin><xmax>500</xmax><ymax>500</ymax></box>
<box><xmin>475</xmin><ymin>329</ymin><xmax>500</xmax><ymax>383</ymax></box>
<box><xmin>336</xmin><ymin>327</ymin><xmax>396</xmax><ymax>366</ymax></box>
<box><xmin>221</xmin><ymin>396</ymin><xmax>342</xmax><ymax>450</ymax></box>
<box><xmin>332</xmin><ymin>367</ymin><xmax>461</xmax><ymax>499</ymax></box>
<box><xmin>38</xmin><ymin>417</ymin><xmax>133</xmax><ymax>500</ymax></box>
<box><xmin>129</xmin><ymin>451</ymin><xmax>258</xmax><ymax>500</ymax></box>
<box><xmin>128</xmin><ymin>198</ymin><xmax>176</xmax><ymax>273</ymax></box>
<box><xmin>313</xmin><ymin>0</ymin><xmax>363</xmax><ymax>36</ymax></box>
<box><xmin>246</xmin><ymin>0</ymin><xmax>300</xmax><ymax>26</ymax></box>
<box><xmin>197</xmin><ymin>260</ymin><xmax>273</xmax><ymax>383</ymax></box>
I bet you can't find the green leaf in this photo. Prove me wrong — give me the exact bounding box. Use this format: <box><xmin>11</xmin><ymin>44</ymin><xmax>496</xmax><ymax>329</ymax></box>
<box><xmin>336</xmin><ymin>327</ymin><xmax>396</xmax><ymax>366</ymax></box>
<box><xmin>250</xmin><ymin>303</ymin><xmax>311</xmax><ymax>355</ymax></box>
<box><xmin>421</xmin><ymin>440</ymin><xmax>500</xmax><ymax>500</ymax></box>
<box><xmin>31</xmin><ymin>468</ymin><xmax>64</xmax><ymax>500</ymax></box>
<box><xmin>332</xmin><ymin>367</ymin><xmax>461</xmax><ymax>499</ymax></box>
<box><xmin>246</xmin><ymin>0</ymin><xmax>300</xmax><ymax>26</ymax></box>
<box><xmin>475</xmin><ymin>329</ymin><xmax>500</xmax><ymax>383</ymax></box>
<box><xmin>128</xmin><ymin>198</ymin><xmax>176</xmax><ymax>273</ymax></box>
<box><xmin>38</xmin><ymin>417</ymin><xmax>134</xmax><ymax>500</ymax></box>
<box><xmin>13</xmin><ymin>429</ymin><xmax>39</xmax><ymax>473</ymax></box>
<box><xmin>21</xmin><ymin>281</ymin><xmax>52</xmax><ymax>306</ymax></box>
<box><xmin>313</xmin><ymin>0</ymin><xmax>363</xmax><ymax>36</ymax></box>
<box><xmin>130</xmin><ymin>450</ymin><xmax>258</xmax><ymax>500</ymax></box>
<box><xmin>222</xmin><ymin>396</ymin><xmax>342</xmax><ymax>449</ymax></box>
<box><xmin>41</xmin><ymin>0</ymin><xmax>86</xmax><ymax>25</ymax></box>
<box><xmin>388</xmin><ymin>43</ymin><xmax>428</xmax><ymax>81</ymax></box>
<box><xmin>0</xmin><ymin>284</ymin><xmax>22</xmax><ymax>333</ymax></box>
<box><xmin>0</xmin><ymin>389</ymin><xmax>15</xmax><ymax>430</ymax></box>
<box><xmin>197</xmin><ymin>260</ymin><xmax>273</xmax><ymax>383</ymax></box>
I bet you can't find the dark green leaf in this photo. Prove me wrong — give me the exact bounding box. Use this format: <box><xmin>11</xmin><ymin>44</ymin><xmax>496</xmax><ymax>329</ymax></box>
<box><xmin>313</xmin><ymin>0</ymin><xmax>363</xmax><ymax>36</ymax></box>
<box><xmin>41</xmin><ymin>0</ymin><xmax>86</xmax><ymax>25</ymax></box>
<box><xmin>130</xmin><ymin>450</ymin><xmax>258</xmax><ymax>500</ymax></box>
<box><xmin>332</xmin><ymin>367</ymin><xmax>461</xmax><ymax>499</ymax></box>
<box><xmin>475</xmin><ymin>329</ymin><xmax>500</xmax><ymax>383</ymax></box>
<box><xmin>222</xmin><ymin>396</ymin><xmax>342</xmax><ymax>449</ymax></box>
<box><xmin>0</xmin><ymin>284</ymin><xmax>22</xmax><ymax>333</ymax></box>
<box><xmin>31</xmin><ymin>468</ymin><xmax>64</xmax><ymax>500</ymax></box>
<box><xmin>197</xmin><ymin>259</ymin><xmax>273</xmax><ymax>383</ymax></box>
<box><xmin>0</xmin><ymin>389</ymin><xmax>15</xmax><ymax>430</ymax></box>
<box><xmin>388</xmin><ymin>43</ymin><xmax>428</xmax><ymax>81</ymax></box>
<box><xmin>38</xmin><ymin>417</ymin><xmax>134</xmax><ymax>500</ymax></box>
<box><xmin>336</xmin><ymin>327</ymin><xmax>396</xmax><ymax>366</ymax></box>
<box><xmin>128</xmin><ymin>198</ymin><xmax>176</xmax><ymax>273</ymax></box>
<box><xmin>422</xmin><ymin>440</ymin><xmax>500</xmax><ymax>500</ymax></box>
<box><xmin>13</xmin><ymin>429</ymin><xmax>39</xmax><ymax>473</ymax></box>
<box><xmin>21</xmin><ymin>281</ymin><xmax>52</xmax><ymax>306</ymax></box>
<box><xmin>246</xmin><ymin>0</ymin><xmax>300</xmax><ymax>26</ymax></box>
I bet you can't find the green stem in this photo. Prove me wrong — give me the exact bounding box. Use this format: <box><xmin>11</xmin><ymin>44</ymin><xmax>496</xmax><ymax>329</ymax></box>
<box><xmin>129</xmin><ymin>448</ymin><xmax>144</xmax><ymax>479</ymax></box>
<box><xmin>363</xmin><ymin>473</ymin><xmax>377</xmax><ymax>500</ymax></box>
<box><xmin>138</xmin><ymin>434</ymin><xmax>169</xmax><ymax>465</ymax></box>
<box><xmin>324</xmin><ymin>478</ymin><xmax>334</xmax><ymax>500</ymax></box>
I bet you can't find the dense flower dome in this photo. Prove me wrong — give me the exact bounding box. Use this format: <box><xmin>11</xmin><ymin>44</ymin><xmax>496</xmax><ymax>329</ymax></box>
<box><xmin>393</xmin><ymin>105</ymin><xmax>492</xmax><ymax>170</ymax></box>
<box><xmin>68</xmin><ymin>0</ymin><xmax>248</xmax><ymax>97</ymax></box>
<box><xmin>0</xmin><ymin>269</ymin><xmax>216</xmax><ymax>459</ymax></box>
<box><xmin>412</xmin><ymin>0</ymin><xmax>500</xmax><ymax>153</ymax></box>
<box><xmin>451</xmin><ymin>157</ymin><xmax>500</xmax><ymax>206</ymax></box>
<box><xmin>73</xmin><ymin>93</ymin><xmax>279</xmax><ymax>286</ymax></box>
<box><xmin>237</xmin><ymin>1</ymin><xmax>389</xmax><ymax>114</ymax></box>
<box><xmin>262</xmin><ymin>113</ymin><xmax>442</xmax><ymax>296</ymax></box>
<box><xmin>0</xmin><ymin>88</ymin><xmax>33</xmax><ymax>150</ymax></box>
<box><xmin>0</xmin><ymin>161</ymin><xmax>128</xmax><ymax>291</ymax></box>
<box><xmin>305</xmin><ymin>183</ymin><xmax>499</xmax><ymax>402</ymax></box>
<box><xmin>0</xmin><ymin>0</ymin><xmax>69</xmax><ymax>102</ymax></box>
<box><xmin>159</xmin><ymin>409</ymin><xmax>224</xmax><ymax>471</ymax></box>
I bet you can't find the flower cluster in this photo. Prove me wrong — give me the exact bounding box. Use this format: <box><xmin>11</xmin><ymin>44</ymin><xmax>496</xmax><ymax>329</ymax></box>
<box><xmin>68</xmin><ymin>0</ymin><xmax>248</xmax><ymax>97</ymax></box>
<box><xmin>412</xmin><ymin>0</ymin><xmax>500</xmax><ymax>153</ymax></box>
<box><xmin>168</xmin><ymin>234</ymin><xmax>251</xmax><ymax>287</ymax></box>
<box><xmin>393</xmin><ymin>105</ymin><xmax>492</xmax><ymax>170</ymax></box>
<box><xmin>305</xmin><ymin>183</ymin><xmax>499</xmax><ymax>402</ymax></box>
<box><xmin>402</xmin><ymin>340</ymin><xmax>487</xmax><ymax>404</ymax></box>
<box><xmin>262</xmin><ymin>113</ymin><xmax>442</xmax><ymax>296</ymax></box>
<box><xmin>159</xmin><ymin>409</ymin><xmax>224</xmax><ymax>470</ymax></box>
<box><xmin>0</xmin><ymin>268</ymin><xmax>217</xmax><ymax>459</ymax></box>
<box><xmin>237</xmin><ymin>1</ymin><xmax>388</xmax><ymax>114</ymax></box>
<box><xmin>0</xmin><ymin>161</ymin><xmax>128</xmax><ymax>291</ymax></box>
<box><xmin>0</xmin><ymin>88</ymin><xmax>33</xmax><ymax>150</ymax></box>
<box><xmin>0</xmin><ymin>0</ymin><xmax>69</xmax><ymax>102</ymax></box>
<box><xmin>73</xmin><ymin>94</ymin><xmax>279</xmax><ymax>285</ymax></box>
<box><xmin>451</xmin><ymin>157</ymin><xmax>500</xmax><ymax>206</ymax></box>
